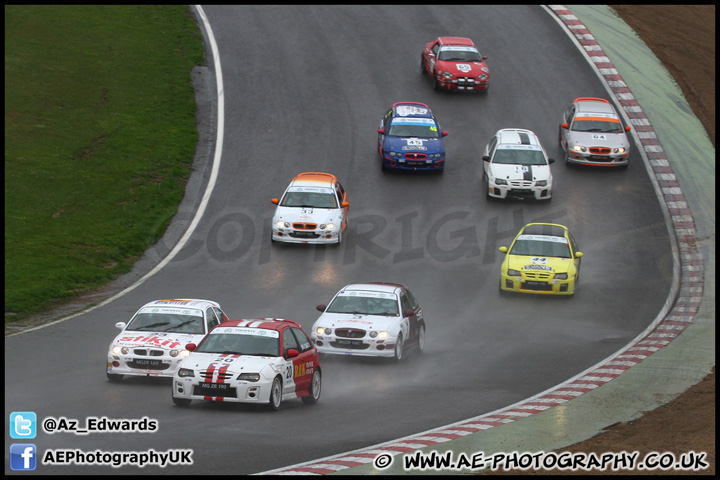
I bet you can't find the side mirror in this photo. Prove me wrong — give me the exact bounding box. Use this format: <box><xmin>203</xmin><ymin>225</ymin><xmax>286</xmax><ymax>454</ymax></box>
<box><xmin>341</xmin><ymin>201</ymin><xmax>349</xmax><ymax>208</ymax></box>
<box><xmin>482</xmin><ymin>155</ymin><xmax>490</xmax><ymax>161</ymax></box>
<box><xmin>482</xmin><ymin>55</ymin><xmax>488</xmax><ymax>61</ymax></box>
<box><xmin>316</xmin><ymin>304</ymin><xmax>327</xmax><ymax>312</ymax></box>
<box><xmin>442</xmin><ymin>131</ymin><xmax>449</xmax><ymax>137</ymax></box>
<box><xmin>286</xmin><ymin>348</ymin><xmax>299</xmax><ymax>359</ymax></box>
<box><xmin>548</xmin><ymin>158</ymin><xmax>556</xmax><ymax>164</ymax></box>
<box><xmin>499</xmin><ymin>246</ymin><xmax>508</xmax><ymax>254</ymax></box>
<box><xmin>625</xmin><ymin>125</ymin><xmax>631</xmax><ymax>132</ymax></box>
<box><xmin>428</xmin><ymin>52</ymin><xmax>435</xmax><ymax>58</ymax></box>
<box><xmin>185</xmin><ymin>343</ymin><xmax>196</xmax><ymax>352</ymax></box>
<box><xmin>403</xmin><ymin>309</ymin><xmax>415</xmax><ymax>317</ymax></box>
<box><xmin>377</xmin><ymin>128</ymin><xmax>385</xmax><ymax>134</ymax></box>
<box><xmin>561</xmin><ymin>123</ymin><xmax>570</xmax><ymax>129</ymax></box>
<box><xmin>271</xmin><ymin>198</ymin><xmax>279</xmax><ymax>205</ymax></box>
<box><xmin>115</xmin><ymin>322</ymin><xmax>126</xmax><ymax>330</ymax></box>
<box><xmin>575</xmin><ymin>252</ymin><xmax>583</xmax><ymax>258</ymax></box>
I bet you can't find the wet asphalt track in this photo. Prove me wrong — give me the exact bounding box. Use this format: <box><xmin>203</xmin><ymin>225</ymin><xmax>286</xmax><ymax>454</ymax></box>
<box><xmin>4</xmin><ymin>5</ymin><xmax>673</xmax><ymax>475</ymax></box>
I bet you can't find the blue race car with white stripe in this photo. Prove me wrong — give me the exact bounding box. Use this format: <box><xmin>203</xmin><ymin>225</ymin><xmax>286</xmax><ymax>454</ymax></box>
<box><xmin>377</xmin><ymin>102</ymin><xmax>448</xmax><ymax>173</ymax></box>
<box><xmin>482</xmin><ymin>128</ymin><xmax>555</xmax><ymax>200</ymax></box>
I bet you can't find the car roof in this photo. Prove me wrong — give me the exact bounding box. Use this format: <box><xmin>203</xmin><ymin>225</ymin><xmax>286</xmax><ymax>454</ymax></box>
<box><xmin>217</xmin><ymin>318</ymin><xmax>302</xmax><ymax>332</ymax></box>
<box><xmin>437</xmin><ymin>36</ymin><xmax>475</xmax><ymax>47</ymax></box>
<box><xmin>521</xmin><ymin>223</ymin><xmax>568</xmax><ymax>238</ymax></box>
<box><xmin>141</xmin><ymin>299</ymin><xmax>220</xmax><ymax>310</ymax></box>
<box><xmin>290</xmin><ymin>172</ymin><xmax>337</xmax><ymax>188</ymax></box>
<box><xmin>496</xmin><ymin>128</ymin><xmax>541</xmax><ymax>146</ymax></box>
<box><xmin>339</xmin><ymin>282</ymin><xmax>405</xmax><ymax>295</ymax></box>
<box><xmin>574</xmin><ymin>97</ymin><xmax>617</xmax><ymax>116</ymax></box>
<box><xmin>391</xmin><ymin>102</ymin><xmax>434</xmax><ymax>119</ymax></box>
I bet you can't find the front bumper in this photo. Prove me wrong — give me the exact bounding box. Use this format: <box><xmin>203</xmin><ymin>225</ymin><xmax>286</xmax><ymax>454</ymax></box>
<box><xmin>487</xmin><ymin>182</ymin><xmax>551</xmax><ymax>200</ymax></box>
<box><xmin>383</xmin><ymin>155</ymin><xmax>444</xmax><ymax>171</ymax></box>
<box><xmin>500</xmin><ymin>273</ymin><xmax>575</xmax><ymax>295</ymax></box>
<box><xmin>312</xmin><ymin>334</ymin><xmax>398</xmax><ymax>357</ymax></box>
<box><xmin>436</xmin><ymin>77</ymin><xmax>489</xmax><ymax>91</ymax></box>
<box><xmin>272</xmin><ymin>226</ymin><xmax>341</xmax><ymax>244</ymax></box>
<box><xmin>566</xmin><ymin>151</ymin><xmax>629</xmax><ymax>167</ymax></box>
<box><xmin>107</xmin><ymin>351</ymin><xmax>185</xmax><ymax>378</ymax></box>
<box><xmin>173</xmin><ymin>377</ymin><xmax>273</xmax><ymax>404</ymax></box>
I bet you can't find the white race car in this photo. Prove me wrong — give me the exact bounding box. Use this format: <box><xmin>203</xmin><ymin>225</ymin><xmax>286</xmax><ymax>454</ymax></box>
<box><xmin>172</xmin><ymin>319</ymin><xmax>321</xmax><ymax>410</ymax></box>
<box><xmin>271</xmin><ymin>172</ymin><xmax>349</xmax><ymax>245</ymax></box>
<box><xmin>482</xmin><ymin>128</ymin><xmax>555</xmax><ymax>200</ymax></box>
<box><xmin>311</xmin><ymin>282</ymin><xmax>426</xmax><ymax>361</ymax></box>
<box><xmin>106</xmin><ymin>299</ymin><xmax>229</xmax><ymax>382</ymax></box>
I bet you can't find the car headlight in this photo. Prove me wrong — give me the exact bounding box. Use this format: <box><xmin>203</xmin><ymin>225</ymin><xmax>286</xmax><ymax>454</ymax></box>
<box><xmin>377</xmin><ymin>331</ymin><xmax>389</xmax><ymax>340</ymax></box>
<box><xmin>316</xmin><ymin>327</ymin><xmax>331</xmax><ymax>335</ymax></box>
<box><xmin>389</xmin><ymin>151</ymin><xmax>400</xmax><ymax>157</ymax></box>
<box><xmin>177</xmin><ymin>368</ymin><xmax>195</xmax><ymax>378</ymax></box>
<box><xmin>507</xmin><ymin>269</ymin><xmax>521</xmax><ymax>276</ymax></box>
<box><xmin>276</xmin><ymin>221</ymin><xmax>289</xmax><ymax>228</ymax></box>
<box><xmin>369</xmin><ymin>331</ymin><xmax>378</xmax><ymax>338</ymax></box>
<box><xmin>614</xmin><ymin>147</ymin><xmax>626</xmax><ymax>154</ymax></box>
<box><xmin>554</xmin><ymin>273</ymin><xmax>568</xmax><ymax>280</ymax></box>
<box><xmin>441</xmin><ymin>71</ymin><xmax>453</xmax><ymax>79</ymax></box>
<box><xmin>572</xmin><ymin>145</ymin><xmax>587</xmax><ymax>153</ymax></box>
<box><xmin>169</xmin><ymin>349</ymin><xmax>179</xmax><ymax>357</ymax></box>
<box><xmin>320</xmin><ymin>223</ymin><xmax>334</xmax><ymax>230</ymax></box>
<box><xmin>112</xmin><ymin>346</ymin><xmax>129</xmax><ymax>355</ymax></box>
<box><xmin>180</xmin><ymin>349</ymin><xmax>191</xmax><ymax>358</ymax></box>
<box><xmin>237</xmin><ymin>373</ymin><xmax>260</xmax><ymax>382</ymax></box>
<box><xmin>478</xmin><ymin>74</ymin><xmax>488</xmax><ymax>80</ymax></box>
<box><xmin>495</xmin><ymin>179</ymin><xmax>507</xmax><ymax>185</ymax></box>
<box><xmin>535</xmin><ymin>180</ymin><xmax>547</xmax><ymax>187</ymax></box>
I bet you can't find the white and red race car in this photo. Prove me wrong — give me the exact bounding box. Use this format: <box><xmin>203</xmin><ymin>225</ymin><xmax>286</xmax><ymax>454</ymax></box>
<box><xmin>172</xmin><ymin>319</ymin><xmax>321</xmax><ymax>410</ymax></box>
<box><xmin>106</xmin><ymin>299</ymin><xmax>229</xmax><ymax>382</ymax></box>
<box><xmin>421</xmin><ymin>36</ymin><xmax>489</xmax><ymax>92</ymax></box>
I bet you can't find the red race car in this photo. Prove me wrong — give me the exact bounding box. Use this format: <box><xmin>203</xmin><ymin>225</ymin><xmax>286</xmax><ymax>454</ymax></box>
<box><xmin>421</xmin><ymin>37</ymin><xmax>489</xmax><ymax>92</ymax></box>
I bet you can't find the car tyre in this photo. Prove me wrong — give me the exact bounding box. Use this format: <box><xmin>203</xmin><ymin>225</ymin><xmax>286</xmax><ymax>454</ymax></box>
<box><xmin>172</xmin><ymin>395</ymin><xmax>191</xmax><ymax>407</ymax></box>
<box><xmin>416</xmin><ymin>325</ymin><xmax>425</xmax><ymax>353</ymax></box>
<box><xmin>268</xmin><ymin>376</ymin><xmax>283</xmax><ymax>411</ymax></box>
<box><xmin>432</xmin><ymin>72</ymin><xmax>440</xmax><ymax>91</ymax></box>
<box><xmin>393</xmin><ymin>334</ymin><xmax>404</xmax><ymax>362</ymax></box>
<box><xmin>420</xmin><ymin>54</ymin><xmax>427</xmax><ymax>74</ymax></box>
<box><xmin>106</xmin><ymin>371</ymin><xmax>123</xmax><ymax>382</ymax></box>
<box><xmin>302</xmin><ymin>370</ymin><xmax>321</xmax><ymax>404</ymax></box>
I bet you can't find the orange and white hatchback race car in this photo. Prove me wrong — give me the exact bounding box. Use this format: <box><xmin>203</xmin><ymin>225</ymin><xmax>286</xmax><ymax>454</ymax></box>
<box><xmin>559</xmin><ymin>97</ymin><xmax>631</xmax><ymax>167</ymax></box>
<box><xmin>271</xmin><ymin>172</ymin><xmax>349</xmax><ymax>245</ymax></box>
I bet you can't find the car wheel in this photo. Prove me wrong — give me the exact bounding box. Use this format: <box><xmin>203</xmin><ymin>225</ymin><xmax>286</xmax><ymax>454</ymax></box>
<box><xmin>335</xmin><ymin>230</ymin><xmax>343</xmax><ymax>246</ymax></box>
<box><xmin>432</xmin><ymin>73</ymin><xmax>440</xmax><ymax>91</ymax></box>
<box><xmin>302</xmin><ymin>370</ymin><xmax>321</xmax><ymax>404</ymax></box>
<box><xmin>393</xmin><ymin>334</ymin><xmax>404</xmax><ymax>362</ymax></box>
<box><xmin>172</xmin><ymin>395</ymin><xmax>191</xmax><ymax>407</ymax></box>
<box><xmin>106</xmin><ymin>371</ymin><xmax>123</xmax><ymax>383</ymax></box>
<box><xmin>416</xmin><ymin>325</ymin><xmax>425</xmax><ymax>353</ymax></box>
<box><xmin>420</xmin><ymin>54</ymin><xmax>426</xmax><ymax>74</ymax></box>
<box><xmin>268</xmin><ymin>376</ymin><xmax>283</xmax><ymax>411</ymax></box>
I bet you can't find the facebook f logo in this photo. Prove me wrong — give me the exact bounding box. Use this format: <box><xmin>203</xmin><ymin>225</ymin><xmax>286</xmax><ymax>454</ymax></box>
<box><xmin>10</xmin><ymin>444</ymin><xmax>37</xmax><ymax>471</ymax></box>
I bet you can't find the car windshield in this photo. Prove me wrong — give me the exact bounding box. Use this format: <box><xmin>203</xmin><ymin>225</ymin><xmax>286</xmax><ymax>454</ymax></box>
<box><xmin>388</xmin><ymin>120</ymin><xmax>440</xmax><ymax>138</ymax></box>
<box><xmin>196</xmin><ymin>332</ymin><xmax>280</xmax><ymax>357</ymax></box>
<box><xmin>326</xmin><ymin>295</ymin><xmax>399</xmax><ymax>316</ymax></box>
<box><xmin>510</xmin><ymin>236</ymin><xmax>572</xmax><ymax>258</ymax></box>
<box><xmin>493</xmin><ymin>147</ymin><xmax>547</xmax><ymax>165</ymax></box>
<box><xmin>437</xmin><ymin>49</ymin><xmax>483</xmax><ymax>62</ymax></box>
<box><xmin>126</xmin><ymin>311</ymin><xmax>205</xmax><ymax>334</ymax></box>
<box><xmin>572</xmin><ymin>118</ymin><xmax>624</xmax><ymax>133</ymax></box>
<box><xmin>280</xmin><ymin>191</ymin><xmax>338</xmax><ymax>208</ymax></box>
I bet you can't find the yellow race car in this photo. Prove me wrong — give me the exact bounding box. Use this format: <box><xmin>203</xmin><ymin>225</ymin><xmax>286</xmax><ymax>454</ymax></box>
<box><xmin>499</xmin><ymin>223</ymin><xmax>582</xmax><ymax>296</ymax></box>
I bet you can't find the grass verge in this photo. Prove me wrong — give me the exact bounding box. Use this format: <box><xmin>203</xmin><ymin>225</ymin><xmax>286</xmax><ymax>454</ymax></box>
<box><xmin>5</xmin><ymin>5</ymin><xmax>205</xmax><ymax>322</ymax></box>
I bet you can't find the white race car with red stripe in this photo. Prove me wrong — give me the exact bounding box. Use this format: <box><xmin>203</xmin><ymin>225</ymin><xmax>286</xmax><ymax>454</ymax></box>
<box><xmin>107</xmin><ymin>299</ymin><xmax>229</xmax><ymax>382</ymax></box>
<box><xmin>172</xmin><ymin>319</ymin><xmax>321</xmax><ymax>410</ymax></box>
